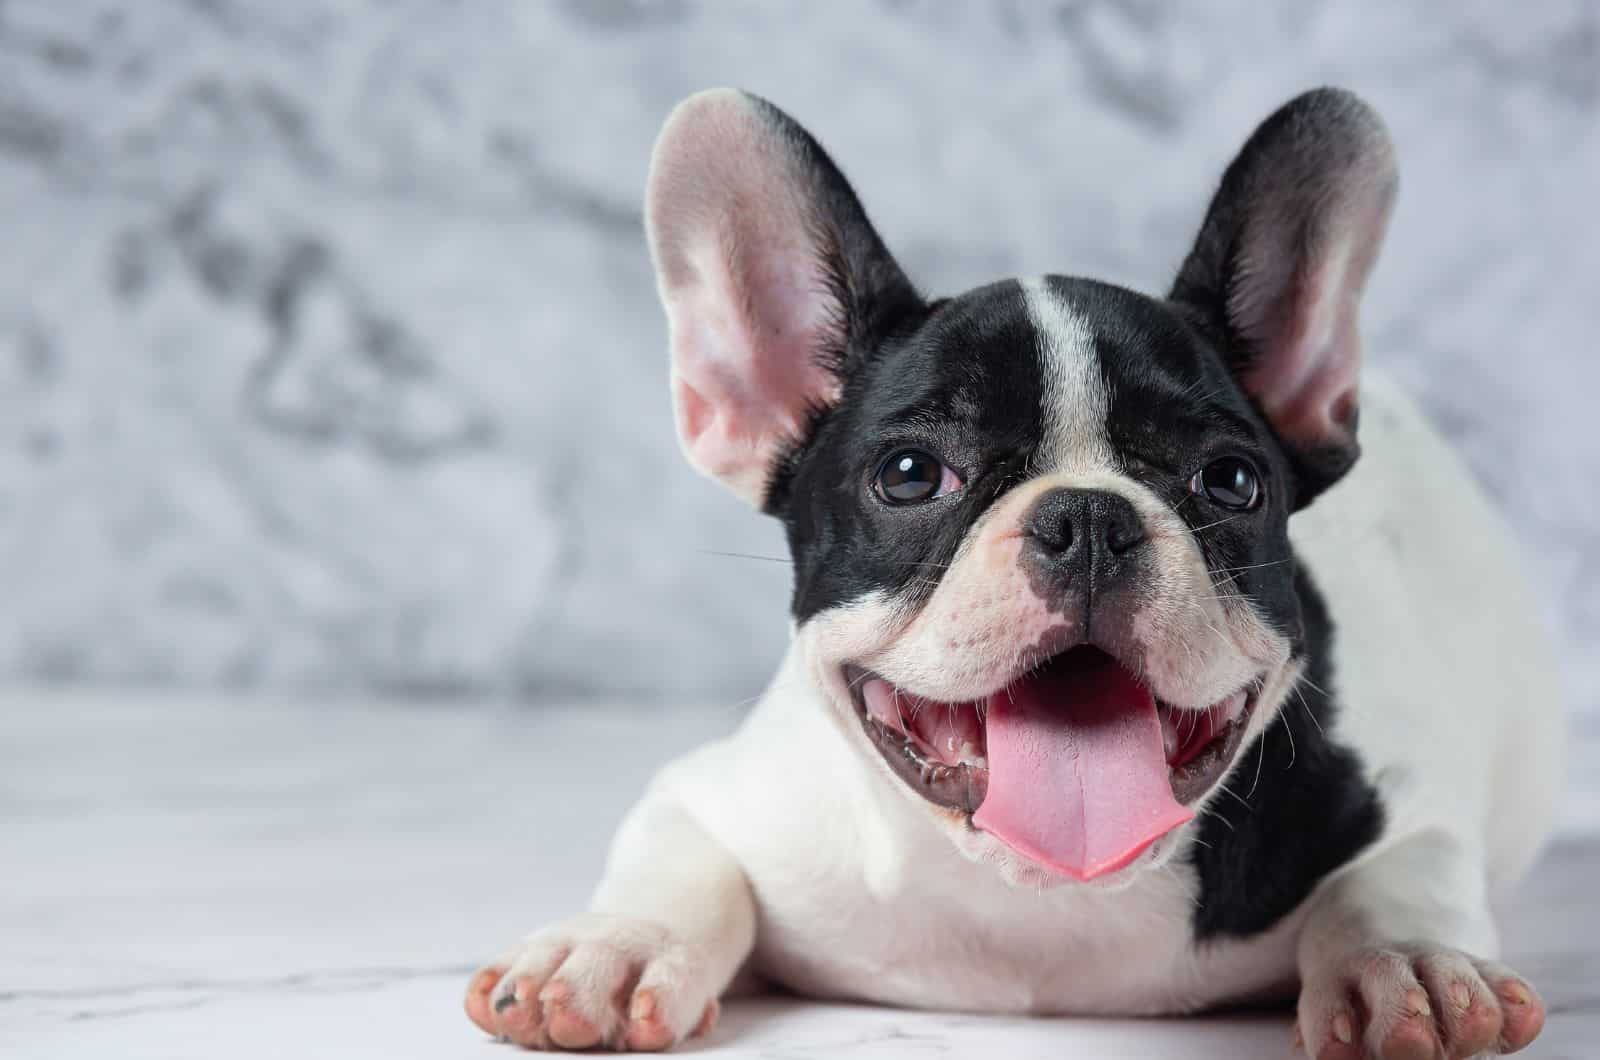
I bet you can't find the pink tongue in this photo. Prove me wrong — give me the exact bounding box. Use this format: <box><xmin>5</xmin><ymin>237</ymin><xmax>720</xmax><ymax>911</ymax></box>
<box><xmin>972</xmin><ymin>652</ymin><xmax>1195</xmax><ymax>881</ymax></box>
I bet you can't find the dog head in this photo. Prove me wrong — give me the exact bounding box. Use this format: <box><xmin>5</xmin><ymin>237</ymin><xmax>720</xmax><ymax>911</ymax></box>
<box><xmin>645</xmin><ymin>88</ymin><xmax>1395</xmax><ymax>887</ymax></box>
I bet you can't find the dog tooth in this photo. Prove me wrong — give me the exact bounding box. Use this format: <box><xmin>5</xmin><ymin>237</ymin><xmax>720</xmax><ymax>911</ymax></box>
<box><xmin>1160</xmin><ymin>710</ymin><xmax>1180</xmax><ymax>760</ymax></box>
<box><xmin>862</xmin><ymin>678</ymin><xmax>901</xmax><ymax>729</ymax></box>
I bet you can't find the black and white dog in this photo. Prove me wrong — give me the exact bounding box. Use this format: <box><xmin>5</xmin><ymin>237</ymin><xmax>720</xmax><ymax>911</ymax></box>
<box><xmin>466</xmin><ymin>88</ymin><xmax>1563</xmax><ymax>1060</ymax></box>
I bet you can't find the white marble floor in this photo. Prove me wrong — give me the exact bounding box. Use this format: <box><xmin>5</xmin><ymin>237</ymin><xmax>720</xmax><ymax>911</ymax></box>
<box><xmin>4</xmin><ymin>689</ymin><xmax>1597</xmax><ymax>1059</ymax></box>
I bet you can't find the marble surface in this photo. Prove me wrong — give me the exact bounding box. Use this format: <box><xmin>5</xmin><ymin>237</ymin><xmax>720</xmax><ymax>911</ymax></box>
<box><xmin>0</xmin><ymin>1</ymin><xmax>1596</xmax><ymax>718</ymax></box>
<box><xmin>5</xmin><ymin>687</ymin><xmax>1599</xmax><ymax>1059</ymax></box>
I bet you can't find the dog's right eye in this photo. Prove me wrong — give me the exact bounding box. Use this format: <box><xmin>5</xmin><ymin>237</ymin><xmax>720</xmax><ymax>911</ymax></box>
<box><xmin>875</xmin><ymin>450</ymin><xmax>959</xmax><ymax>505</ymax></box>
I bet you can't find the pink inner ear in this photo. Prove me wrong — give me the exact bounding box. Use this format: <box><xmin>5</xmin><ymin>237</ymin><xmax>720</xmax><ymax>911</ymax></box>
<box><xmin>1242</xmin><ymin>254</ymin><xmax>1364</xmax><ymax>450</ymax></box>
<box><xmin>665</xmin><ymin>223</ymin><xmax>841</xmax><ymax>504</ymax></box>
<box><xmin>647</xmin><ymin>90</ymin><xmax>846</xmax><ymax>506</ymax></box>
<box><xmin>1232</xmin><ymin>176</ymin><xmax>1393</xmax><ymax>454</ymax></box>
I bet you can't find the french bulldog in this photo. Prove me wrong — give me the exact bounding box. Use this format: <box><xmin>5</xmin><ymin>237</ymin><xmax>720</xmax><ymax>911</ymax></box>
<box><xmin>465</xmin><ymin>87</ymin><xmax>1564</xmax><ymax>1059</ymax></box>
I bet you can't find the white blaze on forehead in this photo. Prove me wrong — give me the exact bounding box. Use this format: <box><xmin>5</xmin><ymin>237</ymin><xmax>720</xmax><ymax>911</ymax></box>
<box><xmin>1022</xmin><ymin>278</ymin><xmax>1115</xmax><ymax>471</ymax></box>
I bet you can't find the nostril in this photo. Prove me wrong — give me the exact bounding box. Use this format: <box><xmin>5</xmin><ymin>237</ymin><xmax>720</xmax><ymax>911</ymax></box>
<box><xmin>1033</xmin><ymin>520</ymin><xmax>1073</xmax><ymax>552</ymax></box>
<box><xmin>1024</xmin><ymin>489</ymin><xmax>1078</xmax><ymax>552</ymax></box>
<box><xmin>1105</xmin><ymin>515</ymin><xmax>1147</xmax><ymax>555</ymax></box>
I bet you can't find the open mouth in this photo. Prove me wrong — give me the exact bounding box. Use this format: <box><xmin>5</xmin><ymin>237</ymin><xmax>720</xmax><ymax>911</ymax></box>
<box><xmin>843</xmin><ymin>645</ymin><xmax>1258</xmax><ymax>880</ymax></box>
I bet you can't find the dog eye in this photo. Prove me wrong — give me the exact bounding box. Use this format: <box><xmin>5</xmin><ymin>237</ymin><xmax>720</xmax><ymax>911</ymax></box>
<box><xmin>875</xmin><ymin>450</ymin><xmax>958</xmax><ymax>505</ymax></box>
<box><xmin>1191</xmin><ymin>457</ymin><xmax>1262</xmax><ymax>511</ymax></box>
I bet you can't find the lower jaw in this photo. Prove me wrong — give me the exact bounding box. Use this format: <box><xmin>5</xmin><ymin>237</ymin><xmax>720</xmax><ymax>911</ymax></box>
<box><xmin>858</xmin><ymin>706</ymin><xmax>991</xmax><ymax>813</ymax></box>
<box><xmin>845</xmin><ymin>664</ymin><xmax>1258</xmax><ymax>818</ymax></box>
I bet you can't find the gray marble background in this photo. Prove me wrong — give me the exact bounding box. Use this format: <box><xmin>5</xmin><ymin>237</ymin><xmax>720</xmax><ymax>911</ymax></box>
<box><xmin>0</xmin><ymin>1</ymin><xmax>1595</xmax><ymax>716</ymax></box>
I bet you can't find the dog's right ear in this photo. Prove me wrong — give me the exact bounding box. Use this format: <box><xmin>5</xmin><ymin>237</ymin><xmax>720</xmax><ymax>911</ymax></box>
<box><xmin>646</xmin><ymin>89</ymin><xmax>920</xmax><ymax>510</ymax></box>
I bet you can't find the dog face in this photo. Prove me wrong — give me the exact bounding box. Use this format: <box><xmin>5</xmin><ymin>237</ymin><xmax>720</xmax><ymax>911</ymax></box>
<box><xmin>786</xmin><ymin>278</ymin><xmax>1306</xmax><ymax>886</ymax></box>
<box><xmin>646</xmin><ymin>89</ymin><xmax>1395</xmax><ymax>886</ymax></box>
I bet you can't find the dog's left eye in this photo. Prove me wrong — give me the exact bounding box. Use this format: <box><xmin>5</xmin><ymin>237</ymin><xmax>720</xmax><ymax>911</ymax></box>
<box><xmin>875</xmin><ymin>450</ymin><xmax>959</xmax><ymax>505</ymax></box>
<box><xmin>1191</xmin><ymin>457</ymin><xmax>1262</xmax><ymax>511</ymax></box>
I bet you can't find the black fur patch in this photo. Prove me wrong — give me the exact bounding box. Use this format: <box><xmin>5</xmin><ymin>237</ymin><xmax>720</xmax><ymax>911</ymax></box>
<box><xmin>781</xmin><ymin>280</ymin><xmax>1051</xmax><ymax>623</ymax></box>
<box><xmin>1189</xmin><ymin>564</ymin><xmax>1385</xmax><ymax>940</ymax></box>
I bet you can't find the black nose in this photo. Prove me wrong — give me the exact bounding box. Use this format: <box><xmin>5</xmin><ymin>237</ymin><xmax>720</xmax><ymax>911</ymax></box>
<box><xmin>1025</xmin><ymin>487</ymin><xmax>1148</xmax><ymax>564</ymax></box>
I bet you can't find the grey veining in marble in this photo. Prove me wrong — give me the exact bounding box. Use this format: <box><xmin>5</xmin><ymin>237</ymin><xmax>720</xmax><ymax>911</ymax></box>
<box><xmin>3</xmin><ymin>688</ymin><xmax>1598</xmax><ymax>1058</ymax></box>
<box><xmin>0</xmin><ymin>0</ymin><xmax>1595</xmax><ymax>716</ymax></box>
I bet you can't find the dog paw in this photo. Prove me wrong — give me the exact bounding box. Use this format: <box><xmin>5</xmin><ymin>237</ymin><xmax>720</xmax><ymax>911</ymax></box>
<box><xmin>464</xmin><ymin>913</ymin><xmax>721</xmax><ymax>1052</ymax></box>
<box><xmin>1295</xmin><ymin>943</ymin><xmax>1544</xmax><ymax>1059</ymax></box>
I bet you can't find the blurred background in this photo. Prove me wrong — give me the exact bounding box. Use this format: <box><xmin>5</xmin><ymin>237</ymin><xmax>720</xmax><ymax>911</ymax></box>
<box><xmin>1</xmin><ymin>0</ymin><xmax>1595</xmax><ymax>721</ymax></box>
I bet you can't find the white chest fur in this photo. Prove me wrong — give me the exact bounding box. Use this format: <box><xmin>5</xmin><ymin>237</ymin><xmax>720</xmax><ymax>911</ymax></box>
<box><xmin>650</xmin><ymin>658</ymin><xmax>1304</xmax><ymax>1014</ymax></box>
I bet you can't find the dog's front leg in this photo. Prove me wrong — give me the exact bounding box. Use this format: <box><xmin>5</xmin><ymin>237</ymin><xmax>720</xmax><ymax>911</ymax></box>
<box><xmin>465</xmin><ymin>794</ymin><xmax>756</xmax><ymax>1052</ymax></box>
<box><xmin>1293</xmin><ymin>833</ymin><xmax>1545</xmax><ymax>1059</ymax></box>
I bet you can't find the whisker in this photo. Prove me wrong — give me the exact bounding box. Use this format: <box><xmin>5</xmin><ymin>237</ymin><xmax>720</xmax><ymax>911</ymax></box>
<box><xmin>1173</xmin><ymin>378</ymin><xmax>1233</xmax><ymax>407</ymax></box>
<box><xmin>1156</xmin><ymin>862</ymin><xmax>1204</xmax><ymax>908</ymax></box>
<box><xmin>696</xmin><ymin>549</ymin><xmax>792</xmax><ymax>564</ymax></box>
<box><xmin>1293</xmin><ymin>682</ymin><xmax>1326</xmax><ymax>736</ymax></box>
<box><xmin>719</xmin><ymin>691</ymin><xmax>769</xmax><ymax>713</ymax></box>
<box><xmin>1281</xmin><ymin>708</ymin><xmax>1298</xmax><ymax>771</ymax></box>
<box><xmin>1187</xmin><ymin>608</ymin><xmax>1236</xmax><ymax>655</ymax></box>
<box><xmin>1217</xmin><ymin>780</ymin><xmax>1253</xmax><ymax>812</ymax></box>
<box><xmin>1245</xmin><ymin>731</ymin><xmax>1266</xmax><ymax>799</ymax></box>
<box><xmin>1298</xmin><ymin>674</ymin><xmax>1331</xmax><ymax>698</ymax></box>
<box><xmin>1181</xmin><ymin>513</ymin><xmax>1249</xmax><ymax>536</ymax></box>
<box><xmin>1209</xmin><ymin>559</ymin><xmax>1294</xmax><ymax>575</ymax></box>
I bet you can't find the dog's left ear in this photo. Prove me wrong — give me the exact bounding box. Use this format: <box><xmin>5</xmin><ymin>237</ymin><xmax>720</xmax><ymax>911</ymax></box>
<box><xmin>646</xmin><ymin>89</ymin><xmax>920</xmax><ymax>510</ymax></box>
<box><xmin>1171</xmin><ymin>88</ymin><xmax>1398</xmax><ymax>507</ymax></box>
